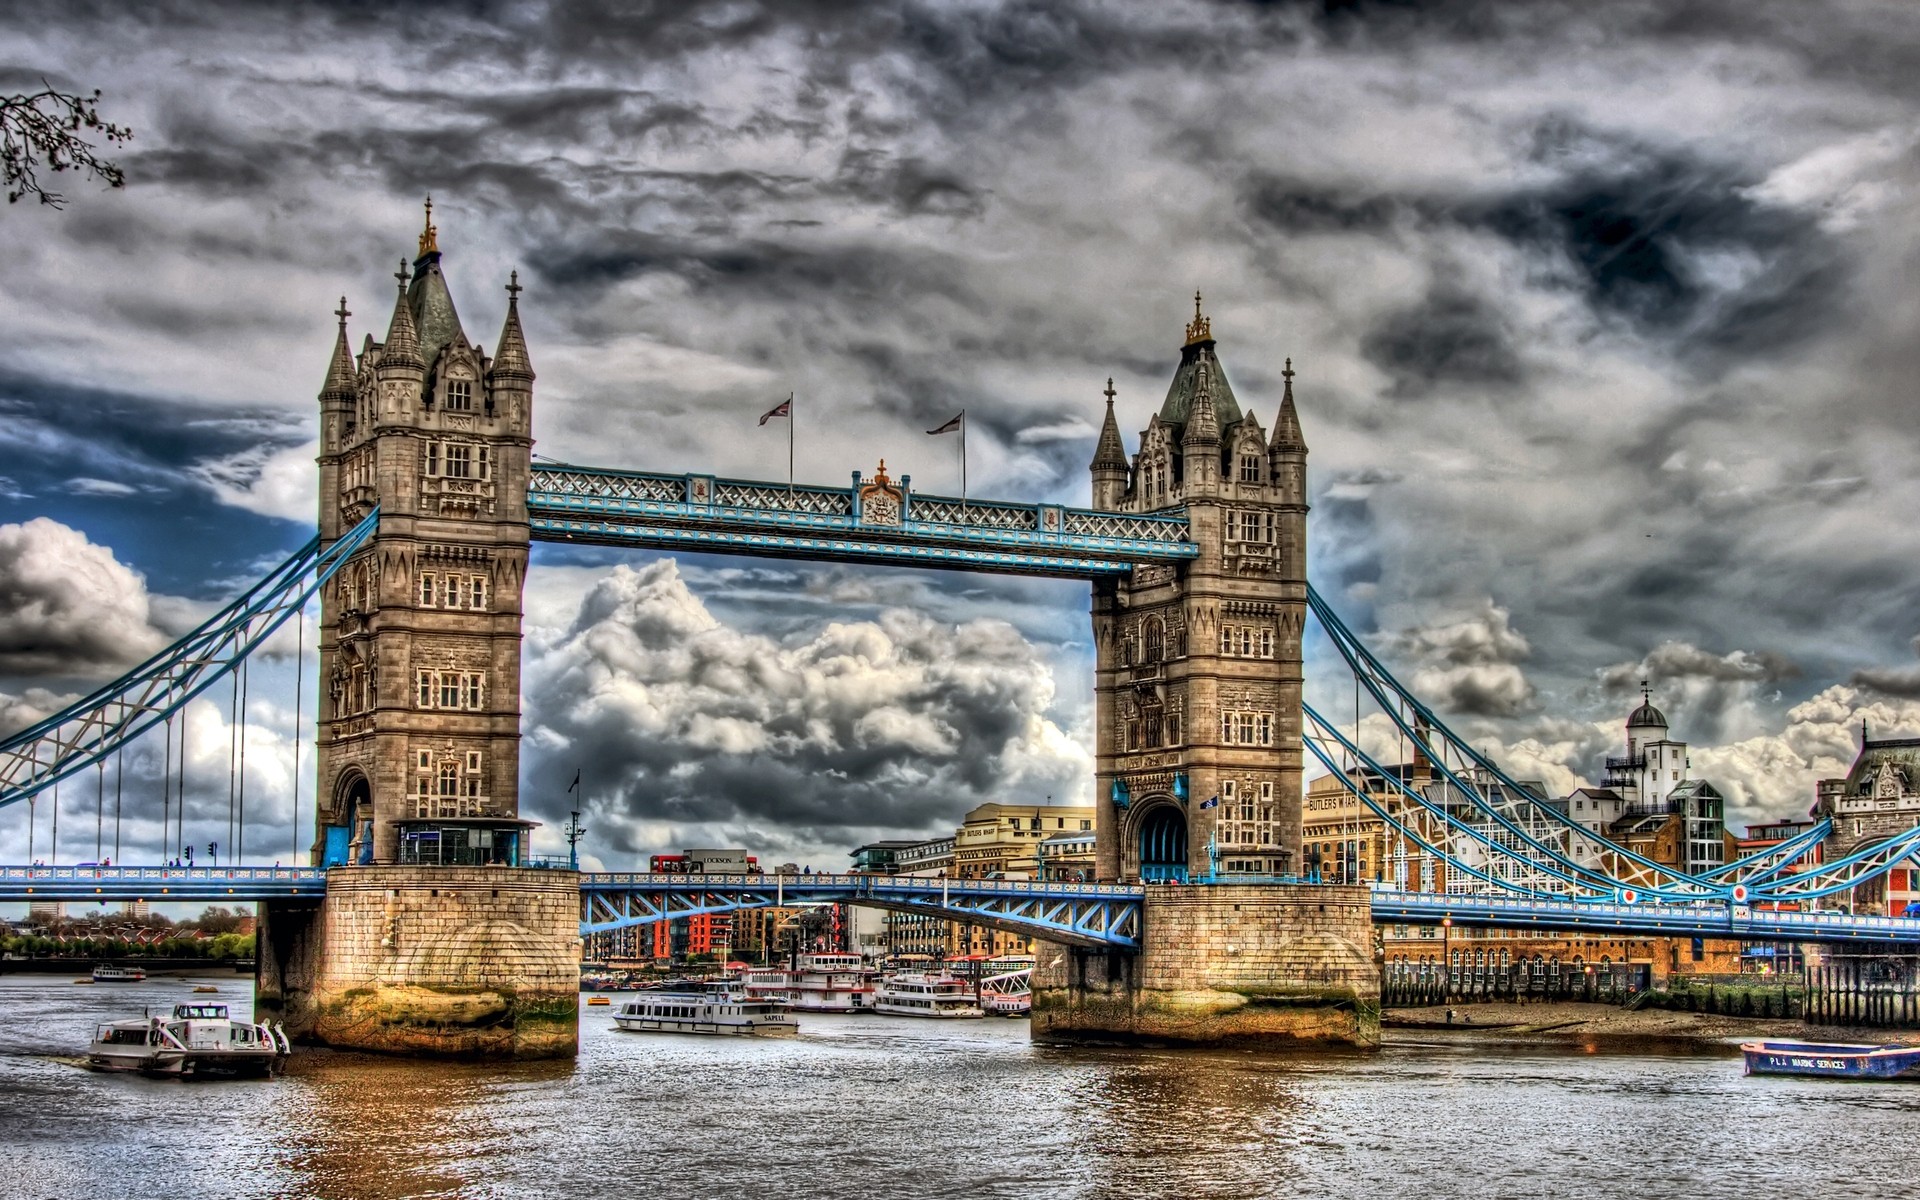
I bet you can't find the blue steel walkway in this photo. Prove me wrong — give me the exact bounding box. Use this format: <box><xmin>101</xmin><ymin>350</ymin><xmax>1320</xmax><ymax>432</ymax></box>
<box><xmin>527</xmin><ymin>464</ymin><xmax>1198</xmax><ymax>578</ymax></box>
<box><xmin>9</xmin><ymin>867</ymin><xmax>1920</xmax><ymax>947</ymax></box>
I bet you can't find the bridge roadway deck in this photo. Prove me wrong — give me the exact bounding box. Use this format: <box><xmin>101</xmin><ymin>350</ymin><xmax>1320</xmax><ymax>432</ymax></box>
<box><xmin>5</xmin><ymin>867</ymin><xmax>1920</xmax><ymax>945</ymax></box>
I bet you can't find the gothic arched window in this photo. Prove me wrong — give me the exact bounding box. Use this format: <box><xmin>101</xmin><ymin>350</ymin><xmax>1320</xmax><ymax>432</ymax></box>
<box><xmin>1143</xmin><ymin>618</ymin><xmax>1165</xmax><ymax>663</ymax></box>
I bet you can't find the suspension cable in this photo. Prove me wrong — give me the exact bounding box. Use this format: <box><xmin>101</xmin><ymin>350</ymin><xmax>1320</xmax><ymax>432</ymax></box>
<box><xmin>94</xmin><ymin>757</ymin><xmax>104</xmax><ymax>864</ymax></box>
<box><xmin>161</xmin><ymin>713</ymin><xmax>173</xmax><ymax>865</ymax></box>
<box><xmin>113</xmin><ymin>741</ymin><xmax>124</xmax><ymax>864</ymax></box>
<box><xmin>292</xmin><ymin>599</ymin><xmax>304</xmax><ymax>866</ymax></box>
<box><xmin>226</xmin><ymin>666</ymin><xmax>239</xmax><ymax>866</ymax></box>
<box><xmin>236</xmin><ymin>655</ymin><xmax>249</xmax><ymax>865</ymax></box>
<box><xmin>176</xmin><ymin>703</ymin><xmax>187</xmax><ymax>864</ymax></box>
<box><xmin>50</xmin><ymin>779</ymin><xmax>58</xmax><ymax>864</ymax></box>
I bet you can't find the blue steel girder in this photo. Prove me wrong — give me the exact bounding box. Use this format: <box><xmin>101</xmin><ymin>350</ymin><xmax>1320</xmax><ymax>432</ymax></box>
<box><xmin>1370</xmin><ymin>887</ymin><xmax>1920</xmax><ymax>946</ymax></box>
<box><xmin>527</xmin><ymin>464</ymin><xmax>1197</xmax><ymax>579</ymax></box>
<box><xmin>0</xmin><ymin>864</ymin><xmax>326</xmax><ymax>903</ymax></box>
<box><xmin>579</xmin><ymin>873</ymin><xmax>1143</xmax><ymax>949</ymax></box>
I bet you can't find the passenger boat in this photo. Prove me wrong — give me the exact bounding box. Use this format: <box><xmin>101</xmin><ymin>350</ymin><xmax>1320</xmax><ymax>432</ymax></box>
<box><xmin>87</xmin><ymin>1002</ymin><xmax>289</xmax><ymax>1078</ymax></box>
<box><xmin>91</xmin><ymin>964</ymin><xmax>147</xmax><ymax>983</ymax></box>
<box><xmin>978</xmin><ymin>965</ymin><xmax>1032</xmax><ymax>1017</ymax></box>
<box><xmin>612</xmin><ymin>991</ymin><xmax>798</xmax><ymax>1037</ymax></box>
<box><xmin>873</xmin><ymin>973</ymin><xmax>984</xmax><ymax>1018</ymax></box>
<box><xmin>1741</xmin><ymin>1040</ymin><xmax>1920</xmax><ymax>1080</ymax></box>
<box><xmin>741</xmin><ymin>953</ymin><xmax>877</xmax><ymax>1012</ymax></box>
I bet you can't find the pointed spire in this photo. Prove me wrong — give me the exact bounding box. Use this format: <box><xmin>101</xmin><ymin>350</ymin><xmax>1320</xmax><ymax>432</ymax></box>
<box><xmin>1270</xmin><ymin>357</ymin><xmax>1307</xmax><ymax>453</ymax></box>
<box><xmin>1183</xmin><ymin>360</ymin><xmax>1219</xmax><ymax>446</ymax></box>
<box><xmin>418</xmin><ymin>195</ymin><xmax>439</xmax><ymax>257</ymax></box>
<box><xmin>320</xmin><ymin>296</ymin><xmax>356</xmax><ymax>400</ymax></box>
<box><xmin>490</xmin><ymin>269</ymin><xmax>534</xmax><ymax>383</ymax></box>
<box><xmin>1090</xmin><ymin>377</ymin><xmax>1126</xmax><ymax>471</ymax></box>
<box><xmin>380</xmin><ymin>258</ymin><xmax>423</xmax><ymax>371</ymax></box>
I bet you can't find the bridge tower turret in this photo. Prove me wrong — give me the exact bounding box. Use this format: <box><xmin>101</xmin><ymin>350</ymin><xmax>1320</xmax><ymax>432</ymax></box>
<box><xmin>313</xmin><ymin>201</ymin><xmax>535</xmax><ymax>871</ymax></box>
<box><xmin>1089</xmin><ymin>294</ymin><xmax>1307</xmax><ymax>885</ymax></box>
<box><xmin>272</xmin><ymin>202</ymin><xmax>574</xmax><ymax>1061</ymax></box>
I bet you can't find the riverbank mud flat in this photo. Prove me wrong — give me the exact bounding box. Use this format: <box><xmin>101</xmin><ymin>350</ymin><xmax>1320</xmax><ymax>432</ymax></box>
<box><xmin>1385</xmin><ymin>1001</ymin><xmax>1920</xmax><ymax>1047</ymax></box>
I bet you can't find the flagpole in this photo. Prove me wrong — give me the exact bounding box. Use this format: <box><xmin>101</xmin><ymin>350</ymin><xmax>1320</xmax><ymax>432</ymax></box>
<box><xmin>787</xmin><ymin>392</ymin><xmax>795</xmax><ymax>498</ymax></box>
<box><xmin>961</xmin><ymin>410</ymin><xmax>968</xmax><ymax>512</ymax></box>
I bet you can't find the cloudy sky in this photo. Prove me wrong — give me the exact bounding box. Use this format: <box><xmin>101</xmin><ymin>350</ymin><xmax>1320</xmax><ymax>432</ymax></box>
<box><xmin>5</xmin><ymin>0</ymin><xmax>1920</xmax><ymax>869</ymax></box>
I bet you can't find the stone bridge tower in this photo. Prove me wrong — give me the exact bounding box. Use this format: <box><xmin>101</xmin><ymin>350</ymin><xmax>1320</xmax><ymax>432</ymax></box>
<box><xmin>1090</xmin><ymin>297</ymin><xmax>1308</xmax><ymax>884</ymax></box>
<box><xmin>314</xmin><ymin>201</ymin><xmax>535</xmax><ymax>868</ymax></box>
<box><xmin>1036</xmin><ymin>299</ymin><xmax>1375</xmax><ymax>1049</ymax></box>
<box><xmin>261</xmin><ymin>204</ymin><xmax>577</xmax><ymax>1060</ymax></box>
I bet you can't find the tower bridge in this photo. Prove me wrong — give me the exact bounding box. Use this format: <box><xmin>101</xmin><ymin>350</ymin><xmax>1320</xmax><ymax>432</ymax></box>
<box><xmin>5</xmin><ymin>207</ymin><xmax>1919</xmax><ymax>1056</ymax></box>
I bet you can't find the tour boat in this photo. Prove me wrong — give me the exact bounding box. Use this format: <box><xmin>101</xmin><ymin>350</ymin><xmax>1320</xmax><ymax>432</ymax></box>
<box><xmin>87</xmin><ymin>1002</ymin><xmax>289</xmax><ymax>1078</ymax></box>
<box><xmin>978</xmin><ymin>965</ymin><xmax>1032</xmax><ymax>1017</ymax></box>
<box><xmin>91</xmin><ymin>964</ymin><xmax>147</xmax><ymax>983</ymax></box>
<box><xmin>872</xmin><ymin>972</ymin><xmax>985</xmax><ymax>1018</ymax></box>
<box><xmin>741</xmin><ymin>953</ymin><xmax>877</xmax><ymax>1012</ymax></box>
<box><xmin>1741</xmin><ymin>1040</ymin><xmax>1920</xmax><ymax>1080</ymax></box>
<box><xmin>612</xmin><ymin>991</ymin><xmax>799</xmax><ymax>1037</ymax></box>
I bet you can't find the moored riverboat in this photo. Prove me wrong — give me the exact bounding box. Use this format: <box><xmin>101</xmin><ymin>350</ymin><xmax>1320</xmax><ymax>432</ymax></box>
<box><xmin>87</xmin><ymin>1002</ymin><xmax>289</xmax><ymax>1078</ymax></box>
<box><xmin>612</xmin><ymin>992</ymin><xmax>799</xmax><ymax>1037</ymax></box>
<box><xmin>741</xmin><ymin>953</ymin><xmax>877</xmax><ymax>1012</ymax></box>
<box><xmin>873</xmin><ymin>972</ymin><xmax>984</xmax><ymax>1018</ymax></box>
<box><xmin>1741</xmin><ymin>1040</ymin><xmax>1920</xmax><ymax>1080</ymax></box>
<box><xmin>91</xmin><ymin>964</ymin><xmax>147</xmax><ymax>983</ymax></box>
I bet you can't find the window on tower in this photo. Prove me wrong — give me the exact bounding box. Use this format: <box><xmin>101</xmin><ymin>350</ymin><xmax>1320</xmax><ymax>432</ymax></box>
<box><xmin>445</xmin><ymin>444</ymin><xmax>472</xmax><ymax>479</ymax></box>
<box><xmin>1239</xmin><ymin>455</ymin><xmax>1260</xmax><ymax>482</ymax></box>
<box><xmin>446</xmin><ymin>378</ymin><xmax>474</xmax><ymax>411</ymax></box>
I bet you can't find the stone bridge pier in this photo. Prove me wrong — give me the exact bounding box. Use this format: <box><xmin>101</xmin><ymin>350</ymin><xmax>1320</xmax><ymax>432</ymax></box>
<box><xmin>1032</xmin><ymin>884</ymin><xmax>1380</xmax><ymax>1048</ymax></box>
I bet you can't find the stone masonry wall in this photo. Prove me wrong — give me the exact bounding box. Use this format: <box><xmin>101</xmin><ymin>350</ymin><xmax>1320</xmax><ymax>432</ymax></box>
<box><xmin>293</xmin><ymin>866</ymin><xmax>580</xmax><ymax>1059</ymax></box>
<box><xmin>1032</xmin><ymin>883</ymin><xmax>1379</xmax><ymax>1048</ymax></box>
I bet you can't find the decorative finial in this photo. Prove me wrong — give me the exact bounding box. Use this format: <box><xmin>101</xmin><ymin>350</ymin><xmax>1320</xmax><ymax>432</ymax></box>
<box><xmin>873</xmin><ymin>458</ymin><xmax>891</xmax><ymax>486</ymax></box>
<box><xmin>334</xmin><ymin>297</ymin><xmax>351</xmax><ymax>326</ymax></box>
<box><xmin>1641</xmin><ymin>679</ymin><xmax>1651</xmax><ymax>704</ymax></box>
<box><xmin>1184</xmin><ymin>291</ymin><xmax>1212</xmax><ymax>346</ymax></box>
<box><xmin>506</xmin><ymin>269</ymin><xmax>522</xmax><ymax>300</ymax></box>
<box><xmin>1102</xmin><ymin>377</ymin><xmax>1116</xmax><ymax>404</ymax></box>
<box><xmin>418</xmin><ymin>195</ymin><xmax>439</xmax><ymax>256</ymax></box>
<box><xmin>1282</xmin><ymin>357</ymin><xmax>1295</xmax><ymax>384</ymax></box>
<box><xmin>395</xmin><ymin>258</ymin><xmax>410</xmax><ymax>290</ymax></box>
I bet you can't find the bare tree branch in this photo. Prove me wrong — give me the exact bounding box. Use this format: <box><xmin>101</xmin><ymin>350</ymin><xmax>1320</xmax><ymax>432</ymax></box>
<box><xmin>1</xmin><ymin>85</ymin><xmax>133</xmax><ymax>209</ymax></box>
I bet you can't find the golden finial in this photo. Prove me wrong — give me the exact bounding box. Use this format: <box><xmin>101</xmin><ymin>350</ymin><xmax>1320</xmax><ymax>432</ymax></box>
<box><xmin>873</xmin><ymin>458</ymin><xmax>892</xmax><ymax>487</ymax></box>
<box><xmin>1184</xmin><ymin>290</ymin><xmax>1212</xmax><ymax>346</ymax></box>
<box><xmin>418</xmin><ymin>195</ymin><xmax>439</xmax><ymax>256</ymax></box>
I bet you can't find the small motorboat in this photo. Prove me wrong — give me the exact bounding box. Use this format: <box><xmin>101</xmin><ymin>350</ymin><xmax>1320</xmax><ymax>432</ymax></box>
<box><xmin>1741</xmin><ymin>1040</ymin><xmax>1920</xmax><ymax>1081</ymax></box>
<box><xmin>87</xmin><ymin>1002</ymin><xmax>290</xmax><ymax>1079</ymax></box>
<box><xmin>586</xmin><ymin>995</ymin><xmax>611</xmax><ymax>1006</ymax></box>
<box><xmin>91</xmin><ymin>964</ymin><xmax>147</xmax><ymax>983</ymax></box>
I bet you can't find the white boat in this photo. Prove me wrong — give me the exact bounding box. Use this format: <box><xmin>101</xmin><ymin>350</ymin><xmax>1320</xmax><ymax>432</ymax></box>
<box><xmin>87</xmin><ymin>1002</ymin><xmax>289</xmax><ymax>1078</ymax></box>
<box><xmin>740</xmin><ymin>953</ymin><xmax>877</xmax><ymax>1012</ymax></box>
<box><xmin>873</xmin><ymin>972</ymin><xmax>985</xmax><ymax>1018</ymax></box>
<box><xmin>980</xmin><ymin>966</ymin><xmax>1032</xmax><ymax>1017</ymax></box>
<box><xmin>91</xmin><ymin>964</ymin><xmax>147</xmax><ymax>983</ymax></box>
<box><xmin>612</xmin><ymin>991</ymin><xmax>799</xmax><ymax>1037</ymax></box>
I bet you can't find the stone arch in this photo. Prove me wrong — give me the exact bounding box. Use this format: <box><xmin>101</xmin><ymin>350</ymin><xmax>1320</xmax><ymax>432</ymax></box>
<box><xmin>321</xmin><ymin>767</ymin><xmax>372</xmax><ymax>868</ymax></box>
<box><xmin>1134</xmin><ymin>800</ymin><xmax>1188</xmax><ymax>883</ymax></box>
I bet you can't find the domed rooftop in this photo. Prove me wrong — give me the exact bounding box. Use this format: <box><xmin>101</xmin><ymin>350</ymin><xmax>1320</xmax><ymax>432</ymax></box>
<box><xmin>1627</xmin><ymin>686</ymin><xmax>1668</xmax><ymax>728</ymax></box>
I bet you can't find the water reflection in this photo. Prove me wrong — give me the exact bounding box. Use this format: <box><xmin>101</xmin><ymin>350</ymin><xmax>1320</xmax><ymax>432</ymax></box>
<box><xmin>274</xmin><ymin>1054</ymin><xmax>576</xmax><ymax>1200</ymax></box>
<box><xmin>5</xmin><ymin>978</ymin><xmax>1920</xmax><ymax>1200</ymax></box>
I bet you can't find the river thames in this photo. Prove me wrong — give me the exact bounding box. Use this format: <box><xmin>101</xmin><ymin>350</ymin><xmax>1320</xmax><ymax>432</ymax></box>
<box><xmin>0</xmin><ymin>975</ymin><xmax>1914</xmax><ymax>1200</ymax></box>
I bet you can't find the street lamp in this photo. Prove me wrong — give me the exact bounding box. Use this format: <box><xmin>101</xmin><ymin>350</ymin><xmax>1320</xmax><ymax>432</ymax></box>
<box><xmin>1442</xmin><ymin>917</ymin><xmax>1453</xmax><ymax>1003</ymax></box>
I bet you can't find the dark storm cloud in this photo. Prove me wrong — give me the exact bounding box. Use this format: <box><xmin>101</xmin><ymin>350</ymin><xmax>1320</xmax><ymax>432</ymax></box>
<box><xmin>1477</xmin><ymin>137</ymin><xmax>1844</xmax><ymax>359</ymax></box>
<box><xmin>9</xmin><ymin>0</ymin><xmax>1920</xmax><ymax>861</ymax></box>
<box><xmin>1361</xmin><ymin>283</ymin><xmax>1522</xmax><ymax>393</ymax></box>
